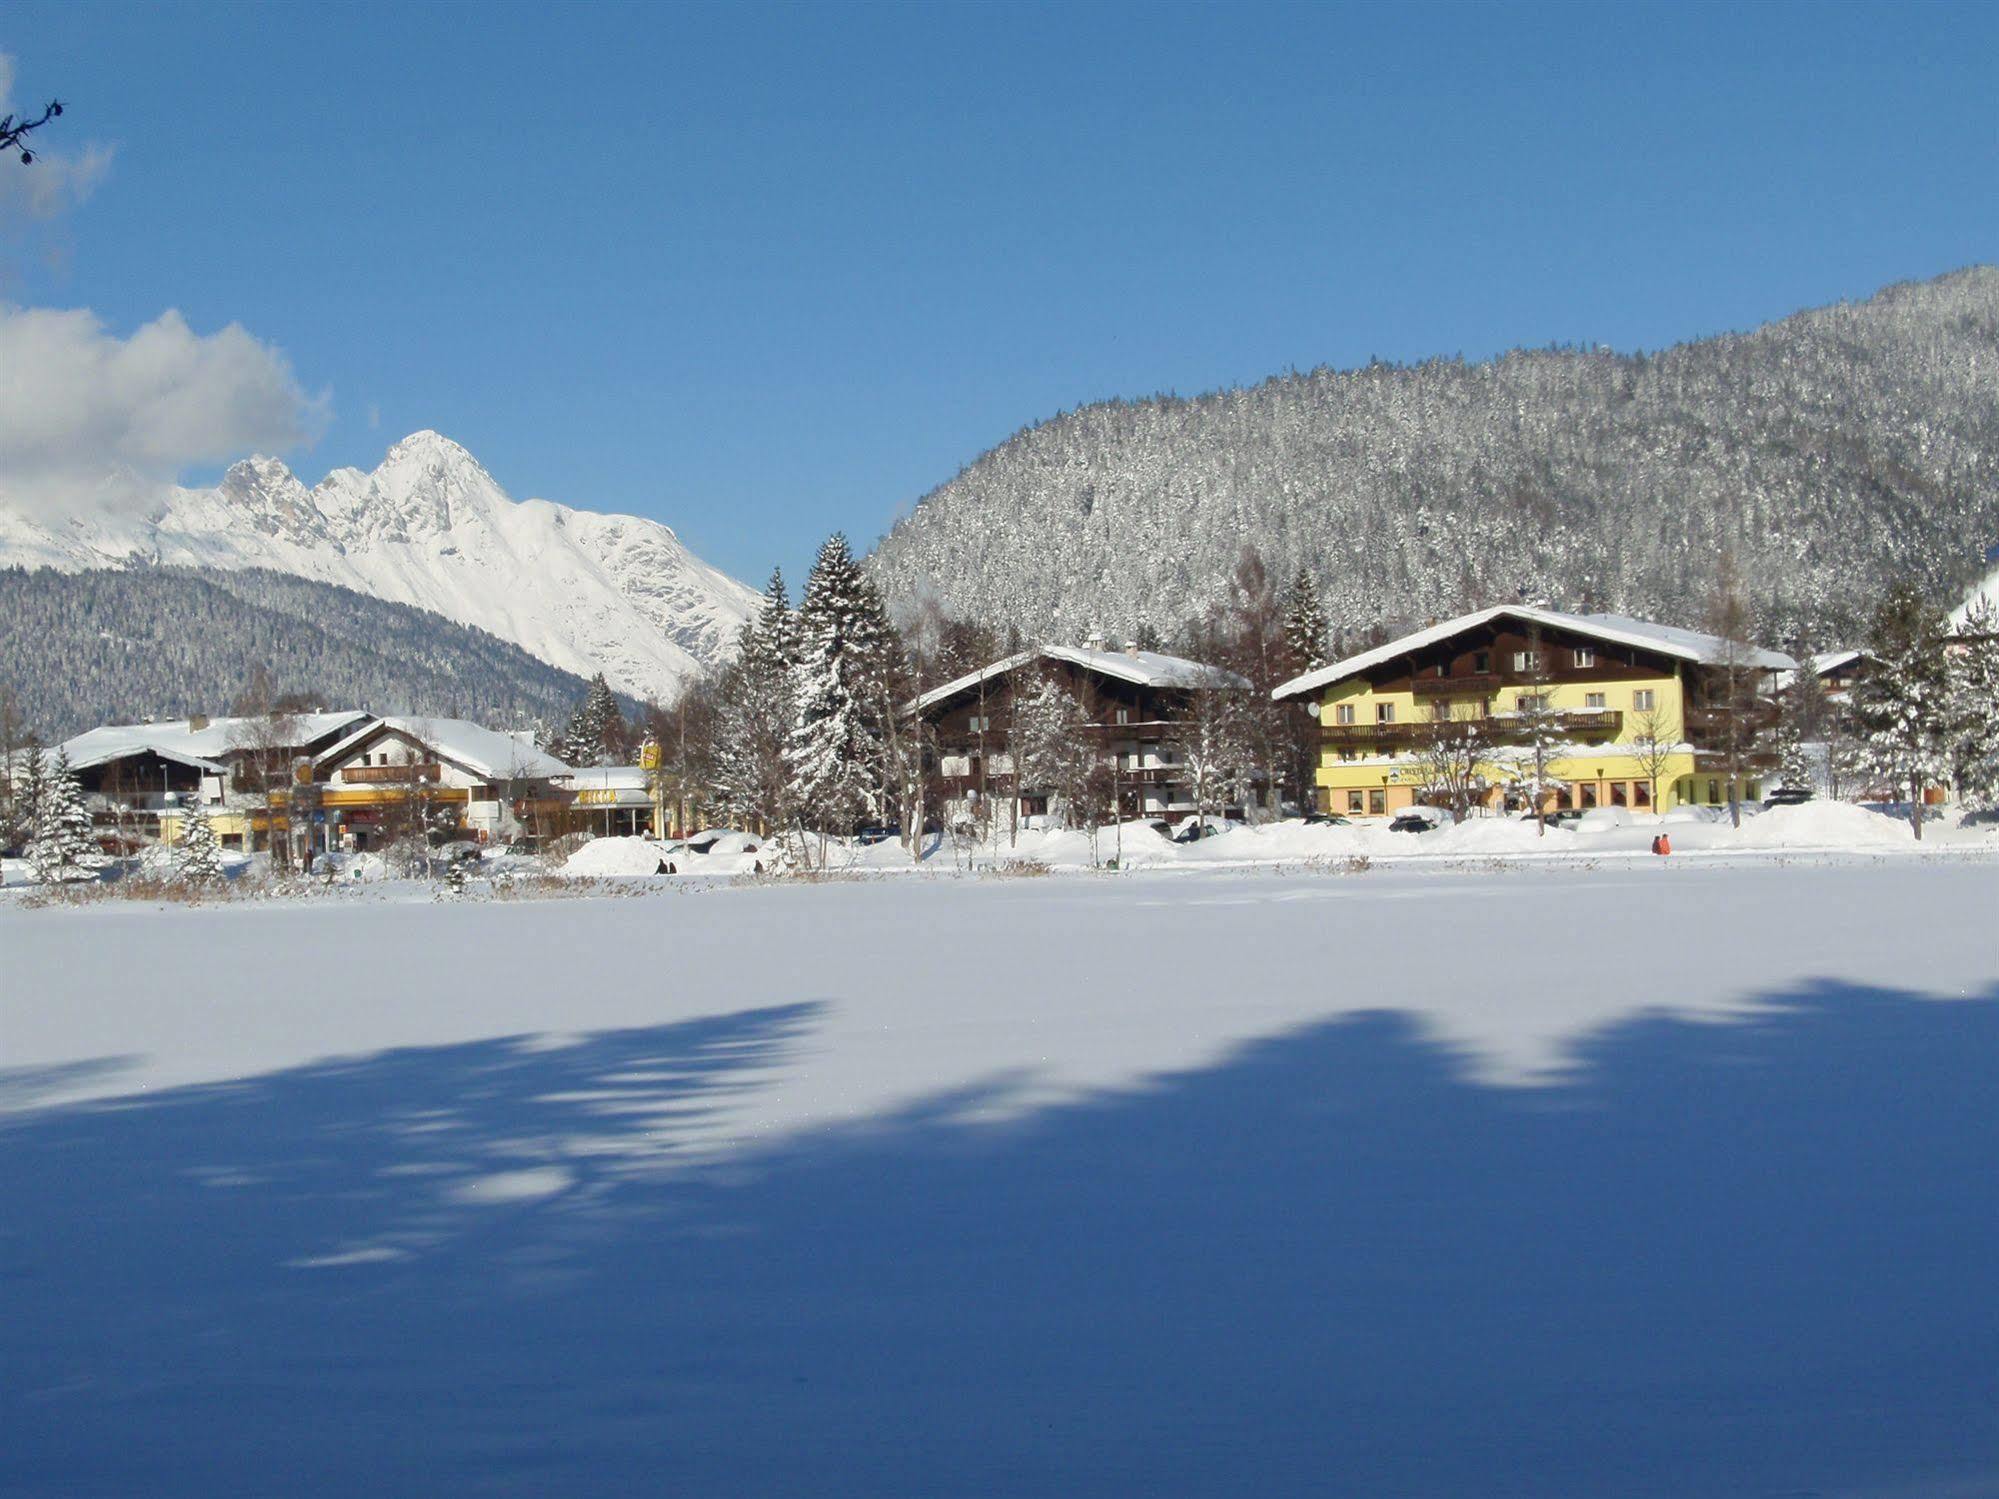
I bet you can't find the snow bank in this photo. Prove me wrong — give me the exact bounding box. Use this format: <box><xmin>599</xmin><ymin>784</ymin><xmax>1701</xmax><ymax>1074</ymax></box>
<box><xmin>1730</xmin><ymin>800</ymin><xmax>1914</xmax><ymax>849</ymax></box>
<box><xmin>562</xmin><ymin>836</ymin><xmax>676</xmax><ymax>877</ymax></box>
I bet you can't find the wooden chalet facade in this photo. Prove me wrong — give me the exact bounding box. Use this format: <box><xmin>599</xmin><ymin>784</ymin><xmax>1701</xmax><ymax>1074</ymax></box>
<box><xmin>909</xmin><ymin>644</ymin><xmax>1252</xmax><ymax>824</ymax></box>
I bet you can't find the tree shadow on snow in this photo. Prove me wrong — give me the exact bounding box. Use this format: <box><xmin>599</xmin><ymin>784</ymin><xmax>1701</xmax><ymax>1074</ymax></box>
<box><xmin>3</xmin><ymin>983</ymin><xmax>1998</xmax><ymax>1498</ymax></box>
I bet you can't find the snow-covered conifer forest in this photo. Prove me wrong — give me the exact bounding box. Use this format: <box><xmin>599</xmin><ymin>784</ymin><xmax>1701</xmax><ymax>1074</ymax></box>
<box><xmin>0</xmin><ymin>566</ymin><xmax>614</xmax><ymax>737</ymax></box>
<box><xmin>871</xmin><ymin>268</ymin><xmax>1999</xmax><ymax>649</ymax></box>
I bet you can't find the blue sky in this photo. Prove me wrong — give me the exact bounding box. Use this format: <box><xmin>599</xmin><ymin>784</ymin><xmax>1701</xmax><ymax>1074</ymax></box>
<box><xmin>2</xmin><ymin>0</ymin><xmax>1994</xmax><ymax>584</ymax></box>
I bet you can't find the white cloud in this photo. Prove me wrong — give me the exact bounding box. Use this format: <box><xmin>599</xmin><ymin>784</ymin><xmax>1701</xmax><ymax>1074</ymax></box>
<box><xmin>0</xmin><ymin>303</ymin><xmax>331</xmax><ymax>519</ymax></box>
<box><xmin>0</xmin><ymin>53</ymin><xmax>113</xmax><ymax>223</ymax></box>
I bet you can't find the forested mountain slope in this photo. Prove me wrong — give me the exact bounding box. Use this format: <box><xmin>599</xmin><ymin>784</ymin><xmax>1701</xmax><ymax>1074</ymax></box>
<box><xmin>0</xmin><ymin>566</ymin><xmax>606</xmax><ymax>739</ymax></box>
<box><xmin>870</xmin><ymin>268</ymin><xmax>1999</xmax><ymax>647</ymax></box>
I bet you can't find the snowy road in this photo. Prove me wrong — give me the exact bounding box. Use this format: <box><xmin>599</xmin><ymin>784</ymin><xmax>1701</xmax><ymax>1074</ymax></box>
<box><xmin>4</xmin><ymin>863</ymin><xmax>1997</xmax><ymax>1496</ymax></box>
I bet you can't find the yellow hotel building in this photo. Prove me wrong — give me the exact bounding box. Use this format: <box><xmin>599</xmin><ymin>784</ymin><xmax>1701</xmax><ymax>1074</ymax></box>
<box><xmin>1271</xmin><ymin>606</ymin><xmax>1796</xmax><ymax>818</ymax></box>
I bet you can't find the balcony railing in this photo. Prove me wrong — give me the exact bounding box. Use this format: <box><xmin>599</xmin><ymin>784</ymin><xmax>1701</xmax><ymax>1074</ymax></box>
<box><xmin>1411</xmin><ymin>673</ymin><xmax>1501</xmax><ymax>696</ymax></box>
<box><xmin>1321</xmin><ymin>709</ymin><xmax>1624</xmax><ymax>745</ymax></box>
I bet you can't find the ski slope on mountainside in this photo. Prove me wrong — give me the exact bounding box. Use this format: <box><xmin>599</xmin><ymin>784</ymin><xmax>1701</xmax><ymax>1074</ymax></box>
<box><xmin>0</xmin><ymin>431</ymin><xmax>760</xmax><ymax>702</ymax></box>
<box><xmin>5</xmin><ymin>862</ymin><xmax>1998</xmax><ymax>1497</ymax></box>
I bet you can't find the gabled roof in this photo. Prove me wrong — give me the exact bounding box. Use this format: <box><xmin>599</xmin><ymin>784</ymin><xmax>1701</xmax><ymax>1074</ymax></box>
<box><xmin>1271</xmin><ymin>606</ymin><xmax>1796</xmax><ymax>701</ymax></box>
<box><xmin>61</xmin><ymin>711</ymin><xmax>373</xmax><ymax>773</ymax></box>
<box><xmin>910</xmin><ymin>645</ymin><xmax>1250</xmax><ymax>715</ymax></box>
<box><xmin>314</xmin><ymin>717</ymin><xmax>571</xmax><ymax>780</ymax></box>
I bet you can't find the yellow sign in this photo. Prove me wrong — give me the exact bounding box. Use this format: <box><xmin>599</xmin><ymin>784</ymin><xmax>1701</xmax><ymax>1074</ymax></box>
<box><xmin>294</xmin><ymin>759</ymin><xmax>314</xmax><ymax>785</ymax></box>
<box><xmin>638</xmin><ymin>740</ymin><xmax>661</xmax><ymax>771</ymax></box>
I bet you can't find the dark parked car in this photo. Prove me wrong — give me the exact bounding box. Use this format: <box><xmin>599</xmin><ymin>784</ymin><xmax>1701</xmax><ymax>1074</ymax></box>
<box><xmin>1388</xmin><ymin>808</ymin><xmax>1445</xmax><ymax>834</ymax></box>
<box><xmin>1303</xmin><ymin>811</ymin><xmax>1351</xmax><ymax>826</ymax></box>
<box><xmin>854</xmin><ymin>825</ymin><xmax>902</xmax><ymax>846</ymax></box>
<box><xmin>1763</xmin><ymin>786</ymin><xmax>1814</xmax><ymax>807</ymax></box>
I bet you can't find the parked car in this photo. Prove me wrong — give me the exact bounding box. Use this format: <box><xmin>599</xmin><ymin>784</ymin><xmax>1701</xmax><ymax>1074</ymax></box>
<box><xmin>1388</xmin><ymin>807</ymin><xmax>1446</xmax><ymax>834</ymax></box>
<box><xmin>664</xmin><ymin>830</ymin><xmax>769</xmax><ymax>875</ymax></box>
<box><xmin>433</xmin><ymin>841</ymin><xmax>485</xmax><ymax>866</ymax></box>
<box><xmin>1170</xmin><ymin>815</ymin><xmax>1237</xmax><ymax>843</ymax></box>
<box><xmin>1303</xmin><ymin>811</ymin><xmax>1352</xmax><ymax>826</ymax></box>
<box><xmin>854</xmin><ymin>825</ymin><xmax>901</xmax><ymax>846</ymax></box>
<box><xmin>1763</xmin><ymin>786</ymin><xmax>1814</xmax><ymax>807</ymax></box>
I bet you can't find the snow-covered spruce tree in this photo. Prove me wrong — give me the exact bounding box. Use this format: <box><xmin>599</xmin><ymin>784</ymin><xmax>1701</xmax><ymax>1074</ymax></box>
<box><xmin>1784</xmin><ymin>655</ymin><xmax>1834</xmax><ymax>794</ymax></box>
<box><xmin>11</xmin><ymin>739</ymin><xmax>47</xmax><ymax>858</ymax></box>
<box><xmin>1282</xmin><ymin>569</ymin><xmax>1330</xmax><ymax>677</ymax></box>
<box><xmin>712</xmin><ymin>569</ymin><xmax>798</xmax><ymax>833</ymax></box>
<box><xmin>561</xmin><ymin>673</ymin><xmax>624</xmax><ymax>768</ymax></box>
<box><xmin>28</xmin><ymin>749</ymin><xmax>102</xmax><ymax>884</ymax></box>
<box><xmin>1950</xmin><ymin>599</ymin><xmax>1999</xmax><ymax>810</ymax></box>
<box><xmin>1849</xmin><ymin>581</ymin><xmax>1959</xmax><ymax>840</ymax></box>
<box><xmin>786</xmin><ymin>535</ymin><xmax>892</xmax><ymax>861</ymax></box>
<box><xmin>176</xmin><ymin>798</ymin><xmax>224</xmax><ymax>887</ymax></box>
<box><xmin>1010</xmin><ymin>673</ymin><xmax>1096</xmax><ymax>828</ymax></box>
<box><xmin>1772</xmin><ymin>684</ymin><xmax>1813</xmax><ymax>793</ymax></box>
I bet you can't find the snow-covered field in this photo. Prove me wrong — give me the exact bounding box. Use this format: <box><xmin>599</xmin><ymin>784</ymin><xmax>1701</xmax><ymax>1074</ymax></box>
<box><xmin>5</xmin><ymin>861</ymin><xmax>1998</xmax><ymax>1496</ymax></box>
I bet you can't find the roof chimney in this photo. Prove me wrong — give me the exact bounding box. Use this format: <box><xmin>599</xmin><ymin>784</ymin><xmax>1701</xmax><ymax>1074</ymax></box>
<box><xmin>1124</xmin><ymin>642</ymin><xmax>1141</xmax><ymax>657</ymax></box>
<box><xmin>188</xmin><ymin>714</ymin><xmax>210</xmax><ymax>732</ymax></box>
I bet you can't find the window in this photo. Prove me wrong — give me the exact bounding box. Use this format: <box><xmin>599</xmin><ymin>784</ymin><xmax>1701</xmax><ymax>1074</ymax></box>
<box><xmin>1631</xmin><ymin>689</ymin><xmax>1656</xmax><ymax>713</ymax></box>
<box><xmin>1347</xmin><ymin>791</ymin><xmax>1365</xmax><ymax>814</ymax></box>
<box><xmin>1584</xmin><ymin>692</ymin><xmax>1606</xmax><ymax>709</ymax></box>
<box><xmin>1633</xmin><ymin>781</ymin><xmax>1652</xmax><ymax>808</ymax></box>
<box><xmin>968</xmin><ymin>715</ymin><xmax>988</xmax><ymax>734</ymax></box>
<box><xmin>1376</xmin><ymin>703</ymin><xmax>1396</xmax><ymax>724</ymax></box>
<box><xmin>1115</xmin><ymin>707</ymin><xmax>1129</xmax><ymax>725</ymax></box>
<box><xmin>1368</xmin><ymin>789</ymin><xmax>1387</xmax><ymax>815</ymax></box>
<box><xmin>1473</xmin><ymin>651</ymin><xmax>1491</xmax><ymax>674</ymax></box>
<box><xmin>1580</xmin><ymin>784</ymin><xmax>1599</xmax><ymax>808</ymax></box>
<box><xmin>1610</xmin><ymin>782</ymin><xmax>1628</xmax><ymax>807</ymax></box>
<box><xmin>1574</xmin><ymin>648</ymin><xmax>1597</xmax><ymax>669</ymax></box>
<box><xmin>1518</xmin><ymin>693</ymin><xmax>1549</xmax><ymax>713</ymax></box>
<box><xmin>1512</xmin><ymin>650</ymin><xmax>1544</xmax><ymax>673</ymax></box>
<box><xmin>1335</xmin><ymin>703</ymin><xmax>1356</xmax><ymax>726</ymax></box>
<box><xmin>1339</xmin><ymin>748</ymin><xmax>1358</xmax><ymax>762</ymax></box>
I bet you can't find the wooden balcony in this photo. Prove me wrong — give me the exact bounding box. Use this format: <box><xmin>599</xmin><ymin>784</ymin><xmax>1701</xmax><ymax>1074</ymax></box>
<box><xmin>340</xmin><ymin>763</ymin><xmax>442</xmax><ymax>785</ymax></box>
<box><xmin>1321</xmin><ymin>710</ymin><xmax>1623</xmax><ymax>747</ymax></box>
<box><xmin>1411</xmin><ymin>673</ymin><xmax>1501</xmax><ymax>697</ymax></box>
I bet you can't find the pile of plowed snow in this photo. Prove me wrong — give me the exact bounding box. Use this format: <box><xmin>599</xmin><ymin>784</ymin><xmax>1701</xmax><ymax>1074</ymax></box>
<box><xmin>563</xmin><ymin>836</ymin><xmax>677</xmax><ymax>877</ymax></box>
<box><xmin>1731</xmin><ymin>801</ymin><xmax>1914</xmax><ymax>849</ymax></box>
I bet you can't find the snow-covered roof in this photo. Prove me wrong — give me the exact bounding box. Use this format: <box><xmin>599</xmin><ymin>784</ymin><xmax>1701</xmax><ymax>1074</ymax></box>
<box><xmin>1811</xmin><ymin>649</ymin><xmax>1866</xmax><ymax>675</ymax></box>
<box><xmin>1271</xmin><ymin>606</ymin><xmax>1796</xmax><ymax>700</ymax></box>
<box><xmin>314</xmin><ymin>717</ymin><xmax>571</xmax><ymax>780</ymax></box>
<box><xmin>61</xmin><ymin>711</ymin><xmax>372</xmax><ymax>772</ymax></box>
<box><xmin>910</xmin><ymin>645</ymin><xmax>1250</xmax><ymax>715</ymax></box>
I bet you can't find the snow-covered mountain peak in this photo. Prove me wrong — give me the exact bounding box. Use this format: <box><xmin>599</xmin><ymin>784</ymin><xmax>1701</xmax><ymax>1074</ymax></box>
<box><xmin>0</xmin><ymin>432</ymin><xmax>761</xmax><ymax>703</ymax></box>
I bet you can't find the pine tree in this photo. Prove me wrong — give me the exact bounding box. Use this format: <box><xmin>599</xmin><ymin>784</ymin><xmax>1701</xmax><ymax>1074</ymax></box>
<box><xmin>1951</xmin><ymin>600</ymin><xmax>1999</xmax><ymax>810</ymax></box>
<box><xmin>11</xmin><ymin>739</ymin><xmax>47</xmax><ymax>857</ymax></box>
<box><xmin>786</xmin><ymin>535</ymin><xmax>892</xmax><ymax>851</ymax></box>
<box><xmin>561</xmin><ymin>673</ymin><xmax>623</xmax><ymax>768</ymax></box>
<box><xmin>177</xmin><ymin>798</ymin><xmax>224</xmax><ymax>886</ymax></box>
<box><xmin>28</xmin><ymin>749</ymin><xmax>102</xmax><ymax>884</ymax></box>
<box><xmin>1282</xmin><ymin>569</ymin><xmax>1330</xmax><ymax>677</ymax></box>
<box><xmin>713</xmin><ymin>570</ymin><xmax>799</xmax><ymax>832</ymax></box>
<box><xmin>1011</xmin><ymin>673</ymin><xmax>1096</xmax><ymax>826</ymax></box>
<box><xmin>1772</xmin><ymin>690</ymin><xmax>1812</xmax><ymax>793</ymax></box>
<box><xmin>1849</xmin><ymin>581</ymin><xmax>1959</xmax><ymax>840</ymax></box>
